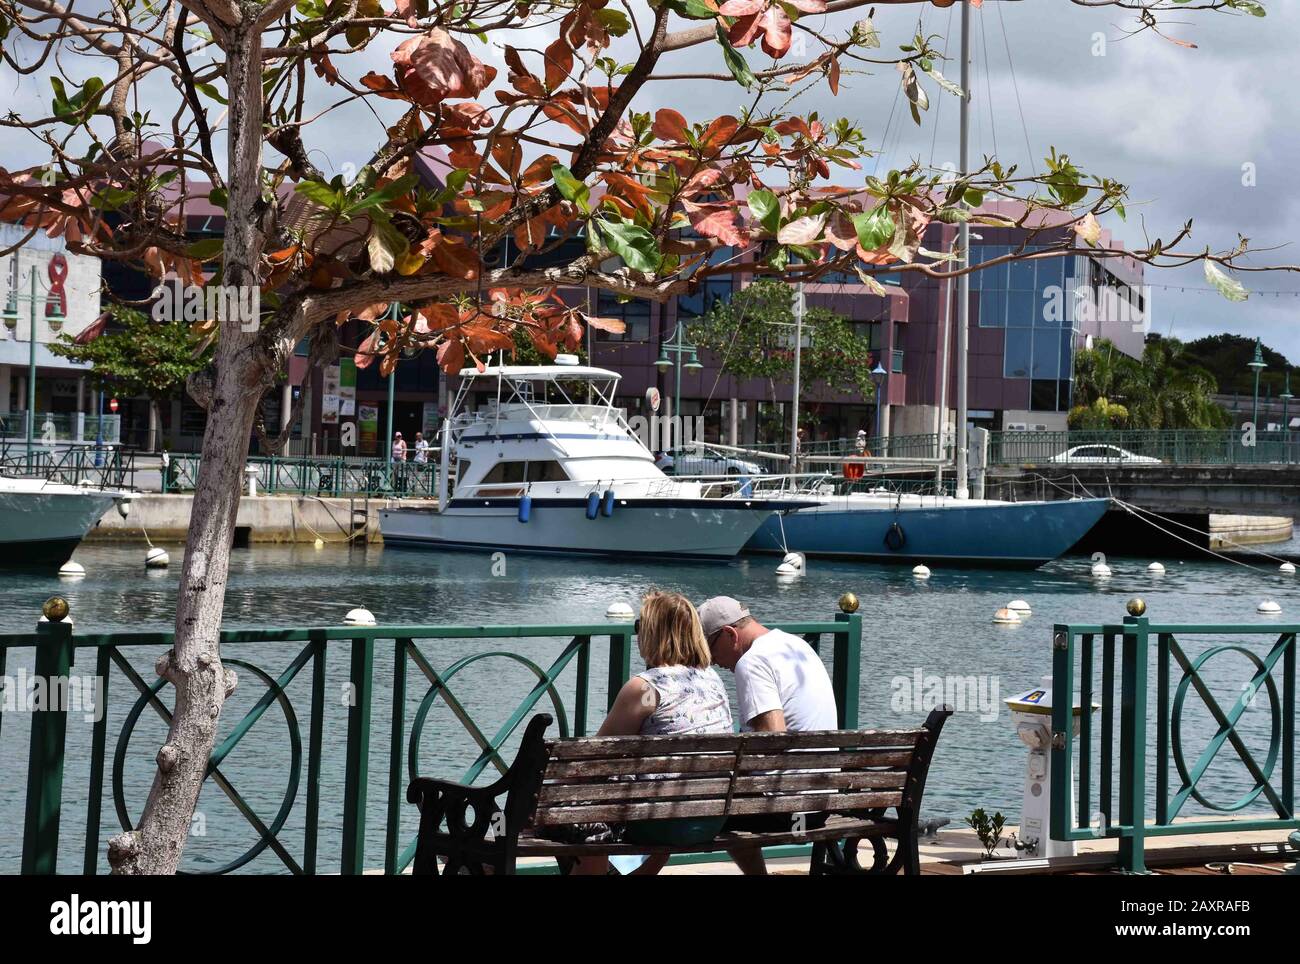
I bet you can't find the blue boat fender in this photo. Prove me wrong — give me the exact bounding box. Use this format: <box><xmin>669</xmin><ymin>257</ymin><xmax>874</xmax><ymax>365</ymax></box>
<box><xmin>518</xmin><ymin>494</ymin><xmax>532</xmax><ymax>523</ymax></box>
<box><xmin>586</xmin><ymin>491</ymin><xmax>601</xmax><ymax>520</ymax></box>
<box><xmin>602</xmin><ymin>489</ymin><xmax>616</xmax><ymax>517</ymax></box>
<box><xmin>884</xmin><ymin>521</ymin><xmax>906</xmax><ymax>551</ymax></box>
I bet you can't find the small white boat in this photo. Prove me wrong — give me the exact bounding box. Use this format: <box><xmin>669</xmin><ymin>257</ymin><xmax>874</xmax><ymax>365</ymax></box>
<box><xmin>380</xmin><ymin>360</ymin><xmax>805</xmax><ymax>560</ymax></box>
<box><xmin>0</xmin><ymin>475</ymin><xmax>131</xmax><ymax>567</ymax></box>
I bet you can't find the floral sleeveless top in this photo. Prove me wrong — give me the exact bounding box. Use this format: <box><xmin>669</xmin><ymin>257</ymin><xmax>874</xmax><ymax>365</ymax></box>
<box><xmin>635</xmin><ymin>665</ymin><xmax>733</xmax><ymax>736</ymax></box>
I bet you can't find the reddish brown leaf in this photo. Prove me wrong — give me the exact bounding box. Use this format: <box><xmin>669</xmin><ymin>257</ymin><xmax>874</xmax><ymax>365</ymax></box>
<box><xmin>759</xmin><ymin>5</ymin><xmax>793</xmax><ymax>58</ymax></box>
<box><xmin>682</xmin><ymin>199</ymin><xmax>749</xmax><ymax>248</ymax></box>
<box><xmin>544</xmin><ymin>38</ymin><xmax>574</xmax><ymax>90</ymax></box>
<box><xmin>436</xmin><ymin>338</ymin><xmax>465</xmax><ymax>373</ymax></box>
<box><xmin>391</xmin><ymin>28</ymin><xmax>497</xmax><ymax>108</ymax></box>
<box><xmin>652</xmin><ymin>108</ymin><xmax>690</xmax><ymax>144</ymax></box>
<box><xmin>354</xmin><ymin>329</ymin><xmax>381</xmax><ymax>370</ymax></box>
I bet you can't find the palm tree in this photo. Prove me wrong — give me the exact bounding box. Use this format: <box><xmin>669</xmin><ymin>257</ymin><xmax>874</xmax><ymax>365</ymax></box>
<box><xmin>1070</xmin><ymin>337</ymin><xmax>1228</xmax><ymax>430</ymax></box>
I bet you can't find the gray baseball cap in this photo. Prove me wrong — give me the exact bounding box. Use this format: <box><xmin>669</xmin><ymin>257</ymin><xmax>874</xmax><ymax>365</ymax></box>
<box><xmin>698</xmin><ymin>596</ymin><xmax>750</xmax><ymax>639</ymax></box>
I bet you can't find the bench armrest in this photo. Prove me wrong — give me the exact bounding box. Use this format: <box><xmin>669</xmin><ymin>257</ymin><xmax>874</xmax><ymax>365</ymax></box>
<box><xmin>405</xmin><ymin>714</ymin><xmax>553</xmax><ymax>874</ymax></box>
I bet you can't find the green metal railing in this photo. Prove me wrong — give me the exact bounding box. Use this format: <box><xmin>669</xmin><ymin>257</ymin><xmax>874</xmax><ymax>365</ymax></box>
<box><xmin>161</xmin><ymin>454</ymin><xmax>437</xmax><ymax>498</ymax></box>
<box><xmin>0</xmin><ymin>440</ymin><xmax>135</xmax><ymax>489</ymax></box>
<box><xmin>742</xmin><ymin>429</ymin><xmax>1298</xmax><ymax>468</ymax></box>
<box><xmin>994</xmin><ymin>429</ymin><xmax>1295</xmax><ymax>466</ymax></box>
<box><xmin>2</xmin><ymin>603</ymin><xmax>861</xmax><ymax>875</ymax></box>
<box><xmin>1050</xmin><ymin>609</ymin><xmax>1297</xmax><ymax>872</ymax></box>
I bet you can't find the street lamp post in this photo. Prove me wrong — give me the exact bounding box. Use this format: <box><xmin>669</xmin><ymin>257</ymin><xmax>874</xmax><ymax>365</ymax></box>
<box><xmin>379</xmin><ymin>301</ymin><xmax>404</xmax><ymax>473</ymax></box>
<box><xmin>1248</xmin><ymin>336</ymin><xmax>1266</xmax><ymax>430</ymax></box>
<box><xmin>3</xmin><ymin>265</ymin><xmax>64</xmax><ymax>467</ymax></box>
<box><xmin>654</xmin><ymin>320</ymin><xmax>702</xmax><ymax>456</ymax></box>
<box><xmin>870</xmin><ymin>361</ymin><xmax>888</xmax><ymax>441</ymax></box>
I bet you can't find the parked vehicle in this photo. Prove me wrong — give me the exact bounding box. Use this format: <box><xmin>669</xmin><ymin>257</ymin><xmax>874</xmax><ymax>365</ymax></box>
<box><xmin>661</xmin><ymin>448</ymin><xmax>766</xmax><ymax>477</ymax></box>
<box><xmin>1048</xmin><ymin>444</ymin><xmax>1160</xmax><ymax>465</ymax></box>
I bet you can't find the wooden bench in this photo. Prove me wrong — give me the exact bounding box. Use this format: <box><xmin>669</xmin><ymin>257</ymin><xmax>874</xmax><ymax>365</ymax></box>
<box><xmin>407</xmin><ymin>707</ymin><xmax>951</xmax><ymax>875</ymax></box>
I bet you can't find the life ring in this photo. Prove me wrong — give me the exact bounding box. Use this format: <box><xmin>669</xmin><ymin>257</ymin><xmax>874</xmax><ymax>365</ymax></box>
<box><xmin>884</xmin><ymin>521</ymin><xmax>906</xmax><ymax>552</ymax></box>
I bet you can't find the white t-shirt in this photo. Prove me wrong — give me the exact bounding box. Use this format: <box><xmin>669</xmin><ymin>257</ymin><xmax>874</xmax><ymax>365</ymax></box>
<box><xmin>734</xmin><ymin>629</ymin><xmax>839</xmax><ymax>731</ymax></box>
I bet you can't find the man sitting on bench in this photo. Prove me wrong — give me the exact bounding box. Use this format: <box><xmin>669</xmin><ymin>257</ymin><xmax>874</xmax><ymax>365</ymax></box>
<box><xmin>698</xmin><ymin>595</ymin><xmax>840</xmax><ymax>875</ymax></box>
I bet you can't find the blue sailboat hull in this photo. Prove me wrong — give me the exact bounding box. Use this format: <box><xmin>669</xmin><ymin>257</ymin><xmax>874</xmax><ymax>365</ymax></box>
<box><xmin>746</xmin><ymin>497</ymin><xmax>1111</xmax><ymax>568</ymax></box>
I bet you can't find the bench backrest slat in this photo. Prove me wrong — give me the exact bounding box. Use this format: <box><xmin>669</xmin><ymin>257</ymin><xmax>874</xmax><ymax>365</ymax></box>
<box><xmin>534</xmin><ymin>790</ymin><xmax>904</xmax><ymax>826</ymax></box>
<box><xmin>534</xmin><ymin>728</ymin><xmax>927</xmax><ymax>825</ymax></box>
<box><xmin>536</xmin><ymin>770</ymin><xmax>907</xmax><ymax>805</ymax></box>
<box><xmin>543</xmin><ymin>747</ymin><xmax>914</xmax><ymax>781</ymax></box>
<box><xmin>544</xmin><ymin>728</ymin><xmax>921</xmax><ymax>760</ymax></box>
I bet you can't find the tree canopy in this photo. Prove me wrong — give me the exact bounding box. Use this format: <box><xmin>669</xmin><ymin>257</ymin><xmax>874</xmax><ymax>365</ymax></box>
<box><xmin>1181</xmin><ymin>333</ymin><xmax>1294</xmax><ymax>396</ymax></box>
<box><xmin>1070</xmin><ymin>337</ymin><xmax>1229</xmax><ymax>430</ymax></box>
<box><xmin>50</xmin><ymin>304</ymin><xmax>213</xmax><ymax>401</ymax></box>
<box><xmin>687</xmin><ymin>278</ymin><xmax>878</xmax><ymax>406</ymax></box>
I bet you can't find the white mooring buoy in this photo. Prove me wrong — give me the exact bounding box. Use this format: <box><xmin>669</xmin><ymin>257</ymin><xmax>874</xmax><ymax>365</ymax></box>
<box><xmin>993</xmin><ymin>607</ymin><xmax>1022</xmax><ymax>625</ymax></box>
<box><xmin>58</xmin><ymin>561</ymin><xmax>85</xmax><ymax>579</ymax></box>
<box><xmin>775</xmin><ymin>561</ymin><xmax>800</xmax><ymax>577</ymax></box>
<box><xmin>145</xmin><ymin>547</ymin><xmax>170</xmax><ymax>569</ymax></box>
<box><xmin>605</xmin><ymin>601</ymin><xmax>635</xmax><ymax>621</ymax></box>
<box><xmin>343</xmin><ymin>607</ymin><xmax>376</xmax><ymax>626</ymax></box>
<box><xmin>1091</xmin><ymin>562</ymin><xmax>1112</xmax><ymax>578</ymax></box>
<box><xmin>1148</xmin><ymin>562</ymin><xmax>1165</xmax><ymax>574</ymax></box>
<box><xmin>1007</xmin><ymin>599</ymin><xmax>1032</xmax><ymax>616</ymax></box>
<box><xmin>314</xmin><ymin>538</ymin><xmax>325</xmax><ymax>549</ymax></box>
<box><xmin>1281</xmin><ymin>562</ymin><xmax>1296</xmax><ymax>575</ymax></box>
<box><xmin>782</xmin><ymin>552</ymin><xmax>806</xmax><ymax>572</ymax></box>
<box><xmin>912</xmin><ymin>564</ymin><xmax>931</xmax><ymax>580</ymax></box>
<box><xmin>1258</xmin><ymin>600</ymin><xmax>1282</xmax><ymax>615</ymax></box>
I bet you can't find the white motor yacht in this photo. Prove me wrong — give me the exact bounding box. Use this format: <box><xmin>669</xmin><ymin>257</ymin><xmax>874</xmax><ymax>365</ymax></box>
<box><xmin>380</xmin><ymin>359</ymin><xmax>806</xmax><ymax>560</ymax></box>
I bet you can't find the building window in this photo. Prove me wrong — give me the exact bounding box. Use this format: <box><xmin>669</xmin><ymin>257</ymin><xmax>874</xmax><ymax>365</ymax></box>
<box><xmin>595</xmin><ymin>290</ymin><xmax>651</xmax><ymax>341</ymax></box>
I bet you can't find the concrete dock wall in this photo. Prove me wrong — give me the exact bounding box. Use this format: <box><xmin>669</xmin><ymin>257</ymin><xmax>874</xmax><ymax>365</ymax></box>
<box><xmin>85</xmin><ymin>494</ymin><xmax>422</xmax><ymax>544</ymax></box>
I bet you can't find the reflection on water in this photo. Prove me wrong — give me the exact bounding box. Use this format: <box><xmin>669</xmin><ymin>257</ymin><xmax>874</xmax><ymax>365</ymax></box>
<box><xmin>2</xmin><ymin>541</ymin><xmax>1296</xmax><ymax>872</ymax></box>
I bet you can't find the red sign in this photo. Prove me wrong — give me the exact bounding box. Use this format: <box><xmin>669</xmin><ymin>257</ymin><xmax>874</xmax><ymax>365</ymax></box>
<box><xmin>46</xmin><ymin>254</ymin><xmax>68</xmax><ymax>317</ymax></box>
<box><xmin>108</xmin><ymin>397</ymin><xmax>119</xmax><ymax>413</ymax></box>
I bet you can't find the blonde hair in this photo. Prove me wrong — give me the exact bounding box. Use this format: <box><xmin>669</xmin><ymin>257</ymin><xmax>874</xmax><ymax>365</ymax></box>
<box><xmin>637</xmin><ymin>591</ymin><xmax>711</xmax><ymax>669</ymax></box>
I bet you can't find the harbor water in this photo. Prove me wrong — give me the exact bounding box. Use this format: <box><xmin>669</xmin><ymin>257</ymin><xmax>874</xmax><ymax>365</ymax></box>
<box><xmin>1</xmin><ymin>541</ymin><xmax>1295</xmax><ymax>872</ymax></box>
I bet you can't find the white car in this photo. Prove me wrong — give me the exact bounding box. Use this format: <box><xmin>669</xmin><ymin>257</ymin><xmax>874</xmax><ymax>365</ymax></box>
<box><xmin>660</xmin><ymin>451</ymin><xmax>766</xmax><ymax>476</ymax></box>
<box><xmin>1048</xmin><ymin>444</ymin><xmax>1160</xmax><ymax>465</ymax></box>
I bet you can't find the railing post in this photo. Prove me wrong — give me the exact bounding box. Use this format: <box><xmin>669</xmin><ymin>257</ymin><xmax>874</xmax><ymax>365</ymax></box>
<box><xmin>21</xmin><ymin>599</ymin><xmax>75</xmax><ymax>875</ymax></box>
<box><xmin>1049</xmin><ymin>626</ymin><xmax>1075</xmax><ymax>843</ymax></box>
<box><xmin>341</xmin><ymin>634</ymin><xmax>374</xmax><ymax>875</ymax></box>
<box><xmin>832</xmin><ymin>610</ymin><xmax>861</xmax><ymax>730</ymax></box>
<box><xmin>607</xmin><ymin>630</ymin><xmax>631</xmax><ymax>711</ymax></box>
<box><xmin>1118</xmin><ymin>613</ymin><xmax>1150</xmax><ymax>873</ymax></box>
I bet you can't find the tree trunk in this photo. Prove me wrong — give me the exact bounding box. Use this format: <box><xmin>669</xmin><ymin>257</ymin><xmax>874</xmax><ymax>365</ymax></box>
<box><xmin>108</xmin><ymin>24</ymin><xmax>267</xmax><ymax>875</ymax></box>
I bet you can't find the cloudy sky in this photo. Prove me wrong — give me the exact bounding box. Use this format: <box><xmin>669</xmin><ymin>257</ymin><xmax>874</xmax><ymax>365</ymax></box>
<box><xmin>5</xmin><ymin>1</ymin><xmax>1297</xmax><ymax>361</ymax></box>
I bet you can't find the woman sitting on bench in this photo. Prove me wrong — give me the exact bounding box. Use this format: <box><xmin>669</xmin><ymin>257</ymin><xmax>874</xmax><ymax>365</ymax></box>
<box><xmin>568</xmin><ymin>590</ymin><xmax>733</xmax><ymax>875</ymax></box>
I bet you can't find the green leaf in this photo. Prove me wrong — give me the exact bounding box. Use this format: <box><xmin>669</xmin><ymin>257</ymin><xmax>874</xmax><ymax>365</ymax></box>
<box><xmin>551</xmin><ymin>164</ymin><xmax>591</xmax><ymax>213</ymax></box>
<box><xmin>595</xmin><ymin>8</ymin><xmax>632</xmax><ymax>35</ymax></box>
<box><xmin>851</xmin><ymin>207</ymin><xmax>895</xmax><ymax>250</ymax></box>
<box><xmin>347</xmin><ymin>173</ymin><xmax>420</xmax><ymax>215</ymax></box>
<box><xmin>595</xmin><ymin>218</ymin><xmax>661</xmax><ymax>274</ymax></box>
<box><xmin>208</xmin><ymin>187</ymin><xmax>229</xmax><ymax>210</ymax></box>
<box><xmin>1204</xmin><ymin>261</ymin><xmax>1249</xmax><ymax>302</ymax></box>
<box><xmin>746</xmin><ymin>190</ymin><xmax>780</xmax><ymax>235</ymax></box>
<box><xmin>716</xmin><ymin>24</ymin><xmax>757</xmax><ymax>90</ymax></box>
<box><xmin>186</xmin><ymin>238</ymin><xmax>225</xmax><ymax>260</ymax></box>
<box><xmin>294</xmin><ymin>179</ymin><xmax>348</xmax><ymax>214</ymax></box>
<box><xmin>195</xmin><ymin>82</ymin><xmax>227</xmax><ymax>105</ymax></box>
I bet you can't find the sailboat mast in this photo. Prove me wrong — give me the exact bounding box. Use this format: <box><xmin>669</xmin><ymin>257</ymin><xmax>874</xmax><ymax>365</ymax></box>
<box><xmin>789</xmin><ymin>280</ymin><xmax>805</xmax><ymax>470</ymax></box>
<box><xmin>954</xmin><ymin>0</ymin><xmax>971</xmax><ymax>499</ymax></box>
